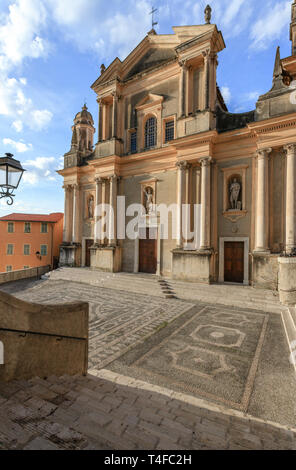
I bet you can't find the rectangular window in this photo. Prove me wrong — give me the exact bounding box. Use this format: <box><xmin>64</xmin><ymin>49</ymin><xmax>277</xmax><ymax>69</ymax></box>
<box><xmin>41</xmin><ymin>222</ymin><xmax>48</xmax><ymax>233</ymax></box>
<box><xmin>40</xmin><ymin>245</ymin><xmax>48</xmax><ymax>256</ymax></box>
<box><xmin>165</xmin><ymin>120</ymin><xmax>175</xmax><ymax>143</ymax></box>
<box><xmin>7</xmin><ymin>244</ymin><xmax>13</xmax><ymax>255</ymax></box>
<box><xmin>130</xmin><ymin>131</ymin><xmax>137</xmax><ymax>154</ymax></box>
<box><xmin>6</xmin><ymin>266</ymin><xmax>12</xmax><ymax>272</ymax></box>
<box><xmin>24</xmin><ymin>222</ymin><xmax>31</xmax><ymax>233</ymax></box>
<box><xmin>7</xmin><ymin>222</ymin><xmax>14</xmax><ymax>233</ymax></box>
<box><xmin>24</xmin><ymin>244</ymin><xmax>30</xmax><ymax>256</ymax></box>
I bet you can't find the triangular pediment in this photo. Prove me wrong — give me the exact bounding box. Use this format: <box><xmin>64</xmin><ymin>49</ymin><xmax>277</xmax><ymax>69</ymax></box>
<box><xmin>135</xmin><ymin>93</ymin><xmax>164</xmax><ymax>110</ymax></box>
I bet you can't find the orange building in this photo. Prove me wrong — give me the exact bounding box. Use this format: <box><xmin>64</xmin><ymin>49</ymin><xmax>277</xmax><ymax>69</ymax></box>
<box><xmin>0</xmin><ymin>213</ymin><xmax>64</xmax><ymax>273</ymax></box>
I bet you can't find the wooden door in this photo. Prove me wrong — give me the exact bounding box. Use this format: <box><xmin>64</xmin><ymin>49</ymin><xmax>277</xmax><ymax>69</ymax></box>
<box><xmin>139</xmin><ymin>228</ymin><xmax>157</xmax><ymax>274</ymax></box>
<box><xmin>85</xmin><ymin>239</ymin><xmax>93</xmax><ymax>267</ymax></box>
<box><xmin>224</xmin><ymin>242</ymin><xmax>244</xmax><ymax>283</ymax></box>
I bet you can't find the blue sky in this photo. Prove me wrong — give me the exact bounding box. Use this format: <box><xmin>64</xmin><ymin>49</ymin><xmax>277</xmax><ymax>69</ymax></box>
<box><xmin>0</xmin><ymin>0</ymin><xmax>293</xmax><ymax>216</ymax></box>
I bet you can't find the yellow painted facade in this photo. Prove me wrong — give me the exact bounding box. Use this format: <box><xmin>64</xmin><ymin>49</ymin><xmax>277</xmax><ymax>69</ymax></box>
<box><xmin>58</xmin><ymin>3</ymin><xmax>296</xmax><ymax>296</ymax></box>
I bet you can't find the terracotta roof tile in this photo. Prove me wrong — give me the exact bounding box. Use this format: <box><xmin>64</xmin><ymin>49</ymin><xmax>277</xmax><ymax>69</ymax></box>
<box><xmin>0</xmin><ymin>213</ymin><xmax>64</xmax><ymax>223</ymax></box>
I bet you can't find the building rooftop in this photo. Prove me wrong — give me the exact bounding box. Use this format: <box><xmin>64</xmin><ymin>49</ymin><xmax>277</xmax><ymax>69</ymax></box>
<box><xmin>0</xmin><ymin>213</ymin><xmax>64</xmax><ymax>223</ymax></box>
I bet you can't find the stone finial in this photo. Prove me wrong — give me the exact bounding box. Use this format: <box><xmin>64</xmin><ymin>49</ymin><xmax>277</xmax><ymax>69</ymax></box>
<box><xmin>272</xmin><ymin>46</ymin><xmax>285</xmax><ymax>91</ymax></box>
<box><xmin>204</xmin><ymin>4</ymin><xmax>212</xmax><ymax>24</ymax></box>
<box><xmin>100</xmin><ymin>64</ymin><xmax>106</xmax><ymax>75</ymax></box>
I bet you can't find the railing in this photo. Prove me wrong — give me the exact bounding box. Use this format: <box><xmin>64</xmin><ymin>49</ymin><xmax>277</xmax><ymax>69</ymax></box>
<box><xmin>0</xmin><ymin>290</ymin><xmax>89</xmax><ymax>382</ymax></box>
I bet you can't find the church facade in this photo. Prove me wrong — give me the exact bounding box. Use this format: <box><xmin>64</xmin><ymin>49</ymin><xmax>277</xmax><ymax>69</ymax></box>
<box><xmin>58</xmin><ymin>3</ymin><xmax>296</xmax><ymax>297</ymax></box>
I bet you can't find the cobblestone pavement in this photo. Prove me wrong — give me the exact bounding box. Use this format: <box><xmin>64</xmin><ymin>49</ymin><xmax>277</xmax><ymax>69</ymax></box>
<box><xmin>1</xmin><ymin>371</ymin><xmax>295</xmax><ymax>450</ymax></box>
<box><xmin>11</xmin><ymin>279</ymin><xmax>195</xmax><ymax>370</ymax></box>
<box><xmin>1</xmin><ymin>275</ymin><xmax>296</xmax><ymax>449</ymax></box>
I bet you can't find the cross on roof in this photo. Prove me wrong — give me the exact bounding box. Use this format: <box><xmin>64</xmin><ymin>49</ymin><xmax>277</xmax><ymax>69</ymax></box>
<box><xmin>150</xmin><ymin>6</ymin><xmax>158</xmax><ymax>29</ymax></box>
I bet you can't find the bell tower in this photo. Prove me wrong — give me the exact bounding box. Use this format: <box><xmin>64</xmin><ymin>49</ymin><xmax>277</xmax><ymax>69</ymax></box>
<box><xmin>63</xmin><ymin>105</ymin><xmax>95</xmax><ymax>169</ymax></box>
<box><xmin>290</xmin><ymin>1</ymin><xmax>296</xmax><ymax>55</ymax></box>
<box><xmin>71</xmin><ymin>104</ymin><xmax>95</xmax><ymax>154</ymax></box>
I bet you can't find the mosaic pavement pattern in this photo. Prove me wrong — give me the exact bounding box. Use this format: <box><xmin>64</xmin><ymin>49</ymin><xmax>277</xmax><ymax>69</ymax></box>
<box><xmin>13</xmin><ymin>280</ymin><xmax>194</xmax><ymax>369</ymax></box>
<box><xmin>109</xmin><ymin>304</ymin><xmax>269</xmax><ymax>412</ymax></box>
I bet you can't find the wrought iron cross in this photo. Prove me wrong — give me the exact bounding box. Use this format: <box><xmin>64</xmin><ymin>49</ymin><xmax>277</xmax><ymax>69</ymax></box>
<box><xmin>150</xmin><ymin>6</ymin><xmax>158</xmax><ymax>29</ymax></box>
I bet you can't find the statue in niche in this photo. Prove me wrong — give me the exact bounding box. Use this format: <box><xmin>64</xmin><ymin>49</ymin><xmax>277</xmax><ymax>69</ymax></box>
<box><xmin>87</xmin><ymin>195</ymin><xmax>94</xmax><ymax>219</ymax></box>
<box><xmin>144</xmin><ymin>186</ymin><xmax>154</xmax><ymax>215</ymax></box>
<box><xmin>229</xmin><ymin>178</ymin><xmax>241</xmax><ymax>210</ymax></box>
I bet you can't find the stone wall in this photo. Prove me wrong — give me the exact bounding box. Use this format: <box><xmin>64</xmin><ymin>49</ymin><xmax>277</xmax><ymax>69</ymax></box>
<box><xmin>278</xmin><ymin>257</ymin><xmax>296</xmax><ymax>305</ymax></box>
<box><xmin>0</xmin><ymin>290</ymin><xmax>89</xmax><ymax>382</ymax></box>
<box><xmin>252</xmin><ymin>254</ymin><xmax>279</xmax><ymax>290</ymax></box>
<box><xmin>0</xmin><ymin>266</ymin><xmax>50</xmax><ymax>285</ymax></box>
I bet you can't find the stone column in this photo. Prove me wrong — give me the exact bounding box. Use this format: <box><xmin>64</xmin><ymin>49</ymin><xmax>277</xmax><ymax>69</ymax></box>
<box><xmin>195</xmin><ymin>166</ymin><xmax>201</xmax><ymax>249</ymax></box>
<box><xmin>94</xmin><ymin>177</ymin><xmax>102</xmax><ymax>245</ymax></box>
<box><xmin>254</xmin><ymin>148</ymin><xmax>272</xmax><ymax>252</ymax></box>
<box><xmin>176</xmin><ymin>161</ymin><xmax>186</xmax><ymax>248</ymax></box>
<box><xmin>101</xmin><ymin>179</ymin><xmax>107</xmax><ymax>245</ymax></box>
<box><xmin>98</xmin><ymin>100</ymin><xmax>103</xmax><ymax>142</ymax></box>
<box><xmin>284</xmin><ymin>143</ymin><xmax>296</xmax><ymax>253</ymax></box>
<box><xmin>184</xmin><ymin>163</ymin><xmax>191</xmax><ymax>244</ymax></box>
<box><xmin>202</xmin><ymin>50</ymin><xmax>210</xmax><ymax>110</ymax></box>
<box><xmin>199</xmin><ymin>157</ymin><xmax>212</xmax><ymax>250</ymax></box>
<box><xmin>102</xmin><ymin>103</ymin><xmax>107</xmax><ymax>141</ymax></box>
<box><xmin>63</xmin><ymin>185</ymin><xmax>71</xmax><ymax>243</ymax></box>
<box><xmin>179</xmin><ymin>60</ymin><xmax>187</xmax><ymax>118</ymax></box>
<box><xmin>72</xmin><ymin>184</ymin><xmax>80</xmax><ymax>244</ymax></box>
<box><xmin>209</xmin><ymin>52</ymin><xmax>218</xmax><ymax>111</ymax></box>
<box><xmin>108</xmin><ymin>175</ymin><xmax>118</xmax><ymax>246</ymax></box>
<box><xmin>112</xmin><ymin>93</ymin><xmax>118</xmax><ymax>139</ymax></box>
<box><xmin>196</xmin><ymin>166</ymin><xmax>201</xmax><ymax>205</ymax></box>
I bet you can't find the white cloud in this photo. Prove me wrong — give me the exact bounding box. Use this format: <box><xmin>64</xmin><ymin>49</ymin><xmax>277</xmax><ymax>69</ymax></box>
<box><xmin>0</xmin><ymin>1</ymin><xmax>52</xmax><ymax>132</ymax></box>
<box><xmin>221</xmin><ymin>86</ymin><xmax>232</xmax><ymax>105</ymax></box>
<box><xmin>12</xmin><ymin>119</ymin><xmax>23</xmax><ymax>132</ymax></box>
<box><xmin>0</xmin><ymin>72</ymin><xmax>53</xmax><ymax>130</ymax></box>
<box><xmin>250</xmin><ymin>1</ymin><xmax>291</xmax><ymax>50</ymax></box>
<box><xmin>245</xmin><ymin>91</ymin><xmax>260</xmax><ymax>101</ymax></box>
<box><xmin>48</xmin><ymin>0</ymin><xmax>151</xmax><ymax>60</ymax></box>
<box><xmin>22</xmin><ymin>156</ymin><xmax>58</xmax><ymax>185</ymax></box>
<box><xmin>222</xmin><ymin>0</ymin><xmax>244</xmax><ymax>26</ymax></box>
<box><xmin>30</xmin><ymin>109</ymin><xmax>53</xmax><ymax>130</ymax></box>
<box><xmin>2</xmin><ymin>137</ymin><xmax>33</xmax><ymax>153</ymax></box>
<box><xmin>0</xmin><ymin>0</ymin><xmax>48</xmax><ymax>70</ymax></box>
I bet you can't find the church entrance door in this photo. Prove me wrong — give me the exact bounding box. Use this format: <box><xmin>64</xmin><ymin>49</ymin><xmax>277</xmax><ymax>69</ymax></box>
<box><xmin>224</xmin><ymin>241</ymin><xmax>244</xmax><ymax>283</ymax></box>
<box><xmin>85</xmin><ymin>239</ymin><xmax>93</xmax><ymax>267</ymax></box>
<box><xmin>139</xmin><ymin>228</ymin><xmax>157</xmax><ymax>274</ymax></box>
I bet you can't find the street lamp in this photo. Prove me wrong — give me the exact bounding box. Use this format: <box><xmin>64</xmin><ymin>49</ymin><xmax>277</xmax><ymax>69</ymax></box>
<box><xmin>0</xmin><ymin>153</ymin><xmax>26</xmax><ymax>205</ymax></box>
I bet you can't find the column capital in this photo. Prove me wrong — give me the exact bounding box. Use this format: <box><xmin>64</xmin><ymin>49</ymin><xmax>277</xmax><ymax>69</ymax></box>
<box><xmin>95</xmin><ymin>176</ymin><xmax>103</xmax><ymax>184</ymax></box>
<box><xmin>72</xmin><ymin>183</ymin><xmax>80</xmax><ymax>190</ymax></box>
<box><xmin>176</xmin><ymin>160</ymin><xmax>189</xmax><ymax>170</ymax></box>
<box><xmin>284</xmin><ymin>143</ymin><xmax>296</xmax><ymax>155</ymax></box>
<box><xmin>63</xmin><ymin>184</ymin><xmax>72</xmax><ymax>192</ymax></box>
<box><xmin>199</xmin><ymin>156</ymin><xmax>213</xmax><ymax>167</ymax></box>
<box><xmin>257</xmin><ymin>148</ymin><xmax>272</xmax><ymax>160</ymax></box>
<box><xmin>202</xmin><ymin>49</ymin><xmax>211</xmax><ymax>60</ymax></box>
<box><xmin>109</xmin><ymin>174</ymin><xmax>120</xmax><ymax>182</ymax></box>
<box><xmin>178</xmin><ymin>59</ymin><xmax>188</xmax><ymax>69</ymax></box>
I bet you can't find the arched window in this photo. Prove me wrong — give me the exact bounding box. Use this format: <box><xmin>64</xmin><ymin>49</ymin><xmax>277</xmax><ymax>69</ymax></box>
<box><xmin>145</xmin><ymin>117</ymin><xmax>157</xmax><ymax>149</ymax></box>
